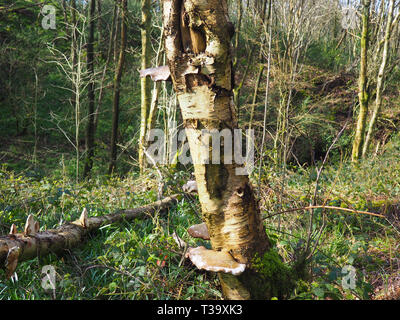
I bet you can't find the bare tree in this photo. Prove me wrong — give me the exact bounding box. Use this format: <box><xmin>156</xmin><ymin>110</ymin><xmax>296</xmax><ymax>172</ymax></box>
<box><xmin>363</xmin><ymin>0</ymin><xmax>398</xmax><ymax>157</ymax></box>
<box><xmin>83</xmin><ymin>0</ymin><xmax>96</xmax><ymax>178</ymax></box>
<box><xmin>352</xmin><ymin>0</ymin><xmax>371</xmax><ymax>162</ymax></box>
<box><xmin>109</xmin><ymin>0</ymin><xmax>127</xmax><ymax>175</ymax></box>
<box><xmin>47</xmin><ymin>6</ymin><xmax>88</xmax><ymax>183</ymax></box>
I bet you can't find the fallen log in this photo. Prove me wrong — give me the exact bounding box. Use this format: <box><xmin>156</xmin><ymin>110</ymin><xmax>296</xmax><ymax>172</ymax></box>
<box><xmin>0</xmin><ymin>194</ymin><xmax>179</xmax><ymax>279</ymax></box>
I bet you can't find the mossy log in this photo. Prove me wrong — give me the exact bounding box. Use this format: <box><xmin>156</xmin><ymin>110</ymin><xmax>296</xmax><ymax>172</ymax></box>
<box><xmin>0</xmin><ymin>195</ymin><xmax>179</xmax><ymax>279</ymax></box>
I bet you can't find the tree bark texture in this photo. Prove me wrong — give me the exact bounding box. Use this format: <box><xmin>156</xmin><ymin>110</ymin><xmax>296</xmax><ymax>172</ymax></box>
<box><xmin>352</xmin><ymin>0</ymin><xmax>371</xmax><ymax>162</ymax></box>
<box><xmin>162</xmin><ymin>0</ymin><xmax>292</xmax><ymax>299</ymax></box>
<box><xmin>362</xmin><ymin>0</ymin><xmax>395</xmax><ymax>157</ymax></box>
<box><xmin>139</xmin><ymin>0</ymin><xmax>152</xmax><ymax>174</ymax></box>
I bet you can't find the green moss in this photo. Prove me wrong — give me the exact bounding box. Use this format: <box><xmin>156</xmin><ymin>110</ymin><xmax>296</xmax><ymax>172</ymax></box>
<box><xmin>240</xmin><ymin>249</ymin><xmax>295</xmax><ymax>299</ymax></box>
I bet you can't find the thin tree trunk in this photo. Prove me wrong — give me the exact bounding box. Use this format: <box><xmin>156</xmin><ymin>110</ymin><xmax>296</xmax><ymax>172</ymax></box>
<box><xmin>352</xmin><ymin>0</ymin><xmax>371</xmax><ymax>162</ymax></box>
<box><xmin>163</xmin><ymin>0</ymin><xmax>293</xmax><ymax>300</ymax></box>
<box><xmin>93</xmin><ymin>1</ymin><xmax>118</xmax><ymax>134</ymax></box>
<box><xmin>109</xmin><ymin>0</ymin><xmax>127</xmax><ymax>175</ymax></box>
<box><xmin>61</xmin><ymin>0</ymin><xmax>69</xmax><ymax>36</ymax></box>
<box><xmin>0</xmin><ymin>195</ymin><xmax>179</xmax><ymax>279</ymax></box>
<box><xmin>83</xmin><ymin>0</ymin><xmax>96</xmax><ymax>178</ymax></box>
<box><xmin>97</xmin><ymin>0</ymin><xmax>104</xmax><ymax>60</ymax></box>
<box><xmin>233</xmin><ymin>48</ymin><xmax>253</xmax><ymax>120</ymax></box>
<box><xmin>233</xmin><ymin>0</ymin><xmax>268</xmax><ymax>121</ymax></box>
<box><xmin>145</xmin><ymin>29</ymin><xmax>165</xmax><ymax>147</ymax></box>
<box><xmin>249</xmin><ymin>64</ymin><xmax>264</xmax><ymax>129</ymax></box>
<box><xmin>233</xmin><ymin>0</ymin><xmax>242</xmax><ymax>69</ymax></box>
<box><xmin>362</xmin><ymin>0</ymin><xmax>395</xmax><ymax>158</ymax></box>
<box><xmin>70</xmin><ymin>0</ymin><xmax>77</xmax><ymax>108</ymax></box>
<box><xmin>249</xmin><ymin>0</ymin><xmax>271</xmax><ymax>130</ymax></box>
<box><xmin>70</xmin><ymin>0</ymin><xmax>81</xmax><ymax>183</ymax></box>
<box><xmin>139</xmin><ymin>0</ymin><xmax>152</xmax><ymax>174</ymax></box>
<box><xmin>114</xmin><ymin>5</ymin><xmax>120</xmax><ymax>66</ymax></box>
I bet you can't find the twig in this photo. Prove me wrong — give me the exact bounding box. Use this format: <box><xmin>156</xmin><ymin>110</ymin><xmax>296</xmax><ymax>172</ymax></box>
<box><xmin>143</xmin><ymin>148</ymin><xmax>164</xmax><ymax>200</ymax></box>
<box><xmin>304</xmin><ymin>121</ymin><xmax>349</xmax><ymax>256</ymax></box>
<box><xmin>172</xmin><ymin>231</ymin><xmax>189</xmax><ymax>268</ymax></box>
<box><xmin>265</xmin><ymin>205</ymin><xmax>385</xmax><ymax>219</ymax></box>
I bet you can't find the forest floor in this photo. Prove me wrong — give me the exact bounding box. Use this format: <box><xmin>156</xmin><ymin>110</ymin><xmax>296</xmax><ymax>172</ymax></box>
<box><xmin>1</xmin><ymin>133</ymin><xmax>400</xmax><ymax>300</ymax></box>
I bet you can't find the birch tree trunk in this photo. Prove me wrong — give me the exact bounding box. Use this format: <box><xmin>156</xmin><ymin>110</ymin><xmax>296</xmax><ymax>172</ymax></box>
<box><xmin>352</xmin><ymin>0</ymin><xmax>371</xmax><ymax>162</ymax></box>
<box><xmin>249</xmin><ymin>0</ymin><xmax>271</xmax><ymax>130</ymax></box>
<box><xmin>362</xmin><ymin>0</ymin><xmax>395</xmax><ymax>158</ymax></box>
<box><xmin>83</xmin><ymin>0</ymin><xmax>96</xmax><ymax>178</ymax></box>
<box><xmin>139</xmin><ymin>0</ymin><xmax>152</xmax><ymax>174</ymax></box>
<box><xmin>162</xmin><ymin>0</ymin><xmax>293</xmax><ymax>299</ymax></box>
<box><xmin>145</xmin><ymin>30</ymin><xmax>165</xmax><ymax>151</ymax></box>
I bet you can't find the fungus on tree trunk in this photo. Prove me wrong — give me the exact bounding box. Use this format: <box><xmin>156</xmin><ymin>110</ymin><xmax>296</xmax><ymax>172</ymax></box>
<box><xmin>185</xmin><ymin>246</ymin><xmax>246</xmax><ymax>275</ymax></box>
<box><xmin>139</xmin><ymin>65</ymin><xmax>171</xmax><ymax>82</ymax></box>
<box><xmin>187</xmin><ymin>222</ymin><xmax>209</xmax><ymax>240</ymax></box>
<box><xmin>159</xmin><ymin>0</ymin><xmax>294</xmax><ymax>300</ymax></box>
<box><xmin>182</xmin><ymin>180</ymin><xmax>198</xmax><ymax>193</ymax></box>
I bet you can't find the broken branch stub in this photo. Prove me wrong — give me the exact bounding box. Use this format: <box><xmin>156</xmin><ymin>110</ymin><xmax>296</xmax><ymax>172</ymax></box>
<box><xmin>185</xmin><ymin>246</ymin><xmax>246</xmax><ymax>276</ymax></box>
<box><xmin>5</xmin><ymin>246</ymin><xmax>20</xmax><ymax>279</ymax></box>
<box><xmin>24</xmin><ymin>214</ymin><xmax>39</xmax><ymax>236</ymax></box>
<box><xmin>9</xmin><ymin>224</ymin><xmax>17</xmax><ymax>235</ymax></box>
<box><xmin>72</xmin><ymin>208</ymin><xmax>89</xmax><ymax>228</ymax></box>
<box><xmin>139</xmin><ymin>65</ymin><xmax>171</xmax><ymax>82</ymax></box>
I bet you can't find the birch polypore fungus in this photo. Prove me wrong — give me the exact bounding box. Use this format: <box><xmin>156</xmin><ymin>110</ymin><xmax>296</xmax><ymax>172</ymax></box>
<box><xmin>187</xmin><ymin>222</ymin><xmax>209</xmax><ymax>240</ymax></box>
<box><xmin>173</xmin><ymin>232</ymin><xmax>244</xmax><ymax>276</ymax></box>
<box><xmin>139</xmin><ymin>65</ymin><xmax>171</xmax><ymax>82</ymax></box>
<box><xmin>185</xmin><ymin>246</ymin><xmax>246</xmax><ymax>276</ymax></box>
<box><xmin>182</xmin><ymin>180</ymin><xmax>198</xmax><ymax>193</ymax></box>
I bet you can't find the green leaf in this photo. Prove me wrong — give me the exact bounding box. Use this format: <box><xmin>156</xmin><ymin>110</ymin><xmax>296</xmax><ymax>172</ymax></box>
<box><xmin>108</xmin><ymin>282</ymin><xmax>118</xmax><ymax>292</ymax></box>
<box><xmin>313</xmin><ymin>287</ymin><xmax>325</xmax><ymax>298</ymax></box>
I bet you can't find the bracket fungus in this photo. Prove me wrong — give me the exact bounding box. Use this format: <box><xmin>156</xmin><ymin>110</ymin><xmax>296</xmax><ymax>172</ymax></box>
<box><xmin>182</xmin><ymin>180</ymin><xmax>198</xmax><ymax>193</ymax></box>
<box><xmin>139</xmin><ymin>65</ymin><xmax>171</xmax><ymax>82</ymax></box>
<box><xmin>185</xmin><ymin>246</ymin><xmax>246</xmax><ymax>276</ymax></box>
<box><xmin>187</xmin><ymin>222</ymin><xmax>210</xmax><ymax>240</ymax></box>
<box><xmin>173</xmin><ymin>230</ymin><xmax>245</xmax><ymax>276</ymax></box>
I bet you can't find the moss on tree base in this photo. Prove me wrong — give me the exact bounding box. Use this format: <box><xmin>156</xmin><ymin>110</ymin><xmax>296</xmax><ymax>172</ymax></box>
<box><xmin>240</xmin><ymin>249</ymin><xmax>295</xmax><ymax>300</ymax></box>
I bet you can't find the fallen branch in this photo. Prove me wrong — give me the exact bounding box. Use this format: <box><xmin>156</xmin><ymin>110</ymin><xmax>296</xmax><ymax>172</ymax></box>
<box><xmin>0</xmin><ymin>195</ymin><xmax>179</xmax><ymax>279</ymax></box>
